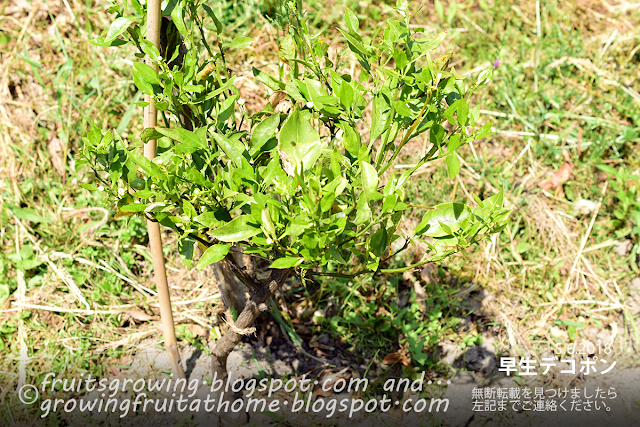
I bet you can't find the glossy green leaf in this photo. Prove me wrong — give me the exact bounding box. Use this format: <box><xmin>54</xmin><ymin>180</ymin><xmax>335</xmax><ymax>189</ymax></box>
<box><xmin>457</xmin><ymin>98</ymin><xmax>469</xmax><ymax>127</ymax></box>
<box><xmin>127</xmin><ymin>150</ymin><xmax>164</xmax><ymax>180</ymax></box>
<box><xmin>354</xmin><ymin>199</ymin><xmax>372</xmax><ymax>225</ymax></box>
<box><xmin>211</xmin><ymin>131</ymin><xmax>246</xmax><ymax>166</ymax></box>
<box><xmin>416</xmin><ymin>31</ymin><xmax>447</xmax><ymax>51</ymax></box>
<box><xmin>133</xmin><ymin>62</ymin><xmax>160</xmax><ymax>85</ymax></box>
<box><xmin>250</xmin><ymin>114</ymin><xmax>280</xmax><ymax>156</ymax></box>
<box><xmin>361</xmin><ymin>161</ymin><xmax>379</xmax><ymax>196</ymax></box>
<box><xmin>278</xmin><ymin>34</ymin><xmax>296</xmax><ymax>63</ymax></box>
<box><xmin>227</xmin><ymin>36</ymin><xmax>254</xmax><ymax>49</ymax></box>
<box><xmin>208</xmin><ymin>216</ymin><xmax>261</xmax><ymax>242</ymax></box>
<box><xmin>344</xmin><ymin>8</ymin><xmax>359</xmax><ymax>33</ymax></box>
<box><xmin>278</xmin><ymin>108</ymin><xmax>322</xmax><ymax>174</ymax></box>
<box><xmin>132</xmin><ymin>68</ymin><xmax>153</xmax><ymax>95</ymax></box>
<box><xmin>154</xmin><ymin>127</ymin><xmax>206</xmax><ymax>153</ymax></box>
<box><xmin>270</xmin><ymin>256</ymin><xmax>303</xmax><ymax>269</ymax></box>
<box><xmin>370</xmin><ymin>93</ymin><xmax>390</xmax><ymax>144</ymax></box>
<box><xmin>201</xmin><ymin>4</ymin><xmax>223</xmax><ymax>34</ymax></box>
<box><xmin>370</xmin><ymin>225</ymin><xmax>388</xmax><ymax>257</ymax></box>
<box><xmin>104</xmin><ymin>17</ymin><xmax>135</xmax><ymax>44</ymax></box>
<box><xmin>339</xmin><ymin>122</ymin><xmax>360</xmax><ymax>156</ymax></box>
<box><xmin>196</xmin><ymin>244</ymin><xmax>232</xmax><ymax>269</ymax></box>
<box><xmin>337</xmin><ymin>81</ymin><xmax>355</xmax><ymax>110</ymax></box>
<box><xmin>445</xmin><ymin>154</ymin><xmax>460</xmax><ymax>179</ymax></box>
<box><xmin>337</xmin><ymin>28</ymin><xmax>369</xmax><ymax>56</ymax></box>
<box><xmin>415</xmin><ymin>203</ymin><xmax>470</xmax><ymax>237</ymax></box>
<box><xmin>252</xmin><ymin>67</ymin><xmax>285</xmax><ymax>91</ymax></box>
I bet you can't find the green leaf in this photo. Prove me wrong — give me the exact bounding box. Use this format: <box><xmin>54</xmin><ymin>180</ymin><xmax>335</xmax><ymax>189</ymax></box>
<box><xmin>252</xmin><ymin>67</ymin><xmax>285</xmax><ymax>91</ymax></box>
<box><xmin>79</xmin><ymin>183</ymin><xmax>99</xmax><ymax>191</ymax></box>
<box><xmin>132</xmin><ymin>68</ymin><xmax>153</xmax><ymax>95</ymax></box>
<box><xmin>133</xmin><ymin>62</ymin><xmax>160</xmax><ymax>85</ymax></box>
<box><xmin>446</xmin><ymin>133</ymin><xmax>463</xmax><ymax>154</ymax></box>
<box><xmin>127</xmin><ymin>150</ymin><xmax>164</xmax><ymax>180</ymax></box>
<box><xmin>416</xmin><ymin>31</ymin><xmax>447</xmax><ymax>51</ymax></box>
<box><xmin>457</xmin><ymin>98</ymin><xmax>469</xmax><ymax>127</ymax></box>
<box><xmin>337</xmin><ymin>81</ymin><xmax>355</xmax><ymax>110</ymax></box>
<box><xmin>278</xmin><ymin>34</ymin><xmax>296</xmax><ymax>64</ymax></box>
<box><xmin>445</xmin><ymin>154</ymin><xmax>460</xmax><ymax>179</ymax></box>
<box><xmin>338</xmin><ymin>122</ymin><xmax>360</xmax><ymax>156</ymax></box>
<box><xmin>196</xmin><ymin>244</ymin><xmax>232</xmax><ymax>269</ymax></box>
<box><xmin>134</xmin><ymin>189</ymin><xmax>154</xmax><ymax>198</ymax></box>
<box><xmin>89</xmin><ymin>36</ymin><xmax>128</xmax><ymax>47</ymax></box>
<box><xmin>120</xmin><ymin>202</ymin><xmax>148</xmax><ymax>212</ymax></box>
<box><xmin>382</xmin><ymin>194</ymin><xmax>397</xmax><ymax>213</ymax></box>
<box><xmin>370</xmin><ymin>93</ymin><xmax>390</xmax><ymax>144</ymax></box>
<box><xmin>474</xmin><ymin>122</ymin><xmax>493</xmax><ymax>139</ymax></box>
<box><xmin>483</xmin><ymin>188</ymin><xmax>504</xmax><ymax>211</ymax></box>
<box><xmin>392</xmin><ymin>100</ymin><xmax>413</xmax><ymax>117</ymax></box>
<box><xmin>370</xmin><ymin>225</ymin><xmax>388</xmax><ymax>257</ymax></box>
<box><xmin>155</xmin><ymin>127</ymin><xmax>207</xmax><ymax>153</ymax></box>
<box><xmin>179</xmin><ymin>238</ymin><xmax>195</xmax><ymax>269</ymax></box>
<box><xmin>337</xmin><ymin>28</ymin><xmax>370</xmax><ymax>57</ymax></box>
<box><xmin>344</xmin><ymin>8</ymin><xmax>359</xmax><ymax>33</ymax></box>
<box><xmin>139</xmin><ymin>39</ymin><xmax>162</xmax><ymax>62</ymax></box>
<box><xmin>477</xmin><ymin>68</ymin><xmax>492</xmax><ymax>85</ymax></box>
<box><xmin>278</xmin><ymin>108</ymin><xmax>322</xmax><ymax>174</ymax></box>
<box><xmin>415</xmin><ymin>203</ymin><xmax>470</xmax><ymax>237</ymax></box>
<box><xmin>104</xmin><ymin>17</ymin><xmax>135</xmax><ymax>44</ymax></box>
<box><xmin>140</xmin><ymin>127</ymin><xmax>164</xmax><ymax>142</ymax></box>
<box><xmin>393</xmin><ymin>49</ymin><xmax>408</xmax><ymax>71</ymax></box>
<box><xmin>211</xmin><ymin>131</ymin><xmax>246</xmax><ymax>166</ymax></box>
<box><xmin>208</xmin><ymin>216</ymin><xmax>261</xmax><ymax>242</ymax></box>
<box><xmin>396</xmin><ymin>0</ymin><xmax>409</xmax><ymax>17</ymax></box>
<box><xmin>361</xmin><ymin>161</ymin><xmax>379</xmax><ymax>196</ymax></box>
<box><xmin>226</xmin><ymin>36</ymin><xmax>254</xmax><ymax>49</ymax></box>
<box><xmin>250</xmin><ymin>114</ymin><xmax>280</xmax><ymax>156</ymax></box>
<box><xmin>202</xmin><ymin>4</ymin><xmax>223</xmax><ymax>34</ymax></box>
<box><xmin>270</xmin><ymin>257</ymin><xmax>303</xmax><ymax>269</ymax></box>
<box><xmin>354</xmin><ymin>199</ymin><xmax>372</xmax><ymax>225</ymax></box>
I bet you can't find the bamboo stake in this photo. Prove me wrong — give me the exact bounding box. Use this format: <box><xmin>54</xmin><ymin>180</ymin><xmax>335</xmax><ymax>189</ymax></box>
<box><xmin>144</xmin><ymin>0</ymin><xmax>185</xmax><ymax>380</ymax></box>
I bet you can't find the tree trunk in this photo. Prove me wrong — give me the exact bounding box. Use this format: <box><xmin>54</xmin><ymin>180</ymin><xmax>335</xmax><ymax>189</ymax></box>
<box><xmin>210</xmin><ymin>264</ymin><xmax>291</xmax><ymax>426</ymax></box>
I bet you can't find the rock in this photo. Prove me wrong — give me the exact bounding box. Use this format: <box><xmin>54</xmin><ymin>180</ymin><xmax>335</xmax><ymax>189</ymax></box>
<box><xmin>615</xmin><ymin>239</ymin><xmax>633</xmax><ymax>257</ymax></box>
<box><xmin>441</xmin><ymin>372</ymin><xmax>476</xmax><ymax>427</ymax></box>
<box><xmin>318</xmin><ymin>333</ymin><xmax>331</xmax><ymax>345</ymax></box>
<box><xmin>463</xmin><ymin>344</ymin><xmax>496</xmax><ymax>376</ymax></box>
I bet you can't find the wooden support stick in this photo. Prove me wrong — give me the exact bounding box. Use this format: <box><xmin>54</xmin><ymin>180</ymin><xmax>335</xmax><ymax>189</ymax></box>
<box><xmin>144</xmin><ymin>0</ymin><xmax>185</xmax><ymax>380</ymax></box>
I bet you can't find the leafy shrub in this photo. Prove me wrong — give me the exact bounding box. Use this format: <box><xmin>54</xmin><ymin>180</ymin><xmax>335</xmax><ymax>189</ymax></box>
<box><xmin>79</xmin><ymin>0</ymin><xmax>508</xmax><ymax>401</ymax></box>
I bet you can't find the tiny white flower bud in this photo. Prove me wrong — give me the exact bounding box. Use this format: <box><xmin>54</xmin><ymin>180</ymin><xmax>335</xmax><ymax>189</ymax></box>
<box><xmin>266</xmin><ymin>237</ymin><xmax>273</xmax><ymax>244</ymax></box>
<box><xmin>306</xmin><ymin>101</ymin><xmax>314</xmax><ymax>109</ymax></box>
<box><xmin>117</xmin><ymin>188</ymin><xmax>126</xmax><ymax>197</ymax></box>
<box><xmin>237</xmin><ymin>98</ymin><xmax>246</xmax><ymax>106</ymax></box>
<box><xmin>336</xmin><ymin>212</ymin><xmax>346</xmax><ymax>218</ymax></box>
<box><xmin>98</xmin><ymin>185</ymin><xmax>105</xmax><ymax>192</ymax></box>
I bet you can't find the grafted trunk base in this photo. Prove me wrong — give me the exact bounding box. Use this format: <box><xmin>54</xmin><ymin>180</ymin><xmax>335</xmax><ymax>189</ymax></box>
<box><xmin>210</xmin><ymin>267</ymin><xmax>291</xmax><ymax>426</ymax></box>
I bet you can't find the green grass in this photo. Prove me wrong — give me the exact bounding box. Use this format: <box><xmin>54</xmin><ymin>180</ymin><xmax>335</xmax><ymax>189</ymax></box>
<box><xmin>1</xmin><ymin>0</ymin><xmax>640</xmax><ymax>424</ymax></box>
